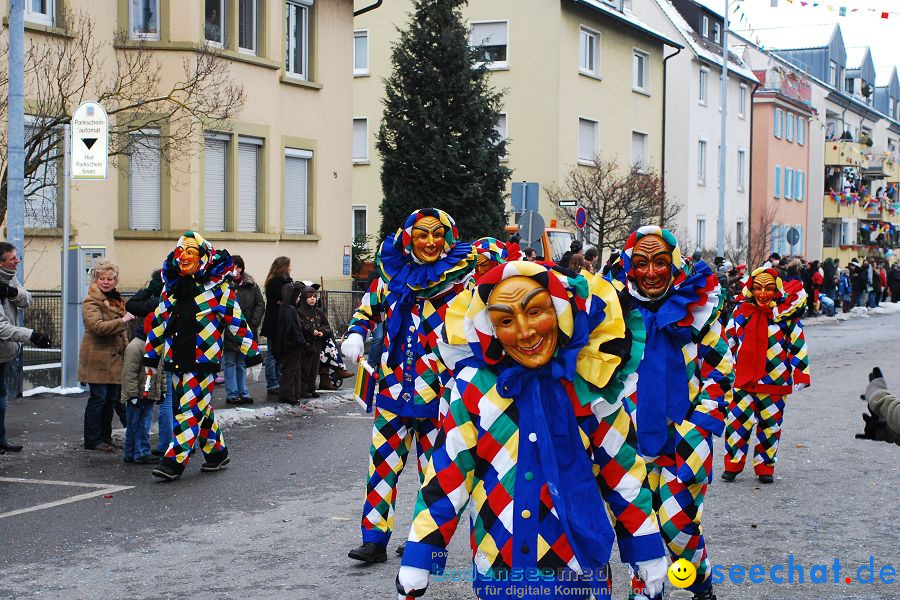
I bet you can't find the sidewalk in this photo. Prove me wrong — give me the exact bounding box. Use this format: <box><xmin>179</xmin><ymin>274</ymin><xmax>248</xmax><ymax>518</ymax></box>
<box><xmin>803</xmin><ymin>300</ymin><xmax>900</xmax><ymax>325</ymax></box>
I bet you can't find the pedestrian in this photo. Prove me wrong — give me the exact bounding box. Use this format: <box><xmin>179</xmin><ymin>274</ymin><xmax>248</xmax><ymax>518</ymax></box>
<box><xmin>224</xmin><ymin>255</ymin><xmax>265</xmax><ymax>405</ymax></box>
<box><xmin>121</xmin><ymin>316</ymin><xmax>163</xmax><ymax>465</ymax></box>
<box><xmin>822</xmin><ymin>257</ymin><xmax>837</xmax><ymax>302</ymax></box>
<box><xmin>0</xmin><ymin>242</ymin><xmax>51</xmax><ymax>454</ymax></box>
<box><xmin>583</xmin><ymin>246</ymin><xmax>599</xmax><ymax>272</ymax></box>
<box><xmin>260</xmin><ymin>257</ymin><xmax>292</xmax><ymax>397</ymax></box>
<box><xmin>879</xmin><ymin>262</ymin><xmax>888</xmax><ymax>304</ymax></box>
<box><xmin>297</xmin><ymin>286</ymin><xmax>331</xmax><ymax>399</ymax></box>
<box><xmin>869</xmin><ymin>259</ymin><xmax>881</xmax><ymax>308</ymax></box>
<box><xmin>888</xmin><ymin>262</ymin><xmax>900</xmax><ymax>302</ymax></box>
<box><xmin>78</xmin><ymin>260</ymin><xmax>134</xmax><ymax>452</ymax></box>
<box><xmin>124</xmin><ymin>269</ymin><xmax>172</xmax><ymax>455</ymax></box>
<box><xmin>144</xmin><ymin>232</ymin><xmax>262</xmax><ymax>481</ymax></box>
<box><xmin>851</xmin><ymin>261</ymin><xmax>866</xmax><ymax>307</ymax></box>
<box><xmin>272</xmin><ymin>282</ymin><xmax>306</xmax><ymax>405</ymax></box>
<box><xmin>557</xmin><ymin>239</ymin><xmax>583</xmax><ymax>269</ymax></box>
<box><xmin>522</xmin><ymin>247</ymin><xmax>538</xmax><ymax>261</ymax></box>
<box><xmin>839</xmin><ymin>268</ymin><xmax>853</xmax><ymax>313</ymax></box>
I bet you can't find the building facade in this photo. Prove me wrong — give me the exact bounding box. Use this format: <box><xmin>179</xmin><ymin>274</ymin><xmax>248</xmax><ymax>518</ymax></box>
<box><xmin>7</xmin><ymin>0</ymin><xmax>356</xmax><ymax>290</ymax></box>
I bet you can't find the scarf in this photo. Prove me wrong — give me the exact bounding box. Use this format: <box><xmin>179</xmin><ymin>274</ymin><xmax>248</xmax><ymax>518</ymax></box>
<box><xmin>733</xmin><ymin>301</ymin><xmax>773</xmax><ymax>390</ymax></box>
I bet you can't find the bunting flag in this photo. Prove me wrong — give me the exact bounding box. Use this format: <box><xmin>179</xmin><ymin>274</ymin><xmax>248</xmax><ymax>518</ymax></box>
<box><xmin>733</xmin><ymin>0</ymin><xmax>899</xmax><ymax>20</ymax></box>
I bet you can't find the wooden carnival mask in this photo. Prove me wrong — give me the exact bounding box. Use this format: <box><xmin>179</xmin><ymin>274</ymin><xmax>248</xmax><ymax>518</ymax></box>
<box><xmin>632</xmin><ymin>234</ymin><xmax>674</xmax><ymax>299</ymax></box>
<box><xmin>751</xmin><ymin>272</ymin><xmax>777</xmax><ymax>306</ymax></box>
<box><xmin>476</xmin><ymin>254</ymin><xmax>496</xmax><ymax>277</ymax></box>
<box><xmin>487</xmin><ymin>276</ymin><xmax>558</xmax><ymax>369</ymax></box>
<box><xmin>411</xmin><ymin>215</ymin><xmax>446</xmax><ymax>263</ymax></box>
<box><xmin>177</xmin><ymin>238</ymin><xmax>202</xmax><ymax>276</ymax></box>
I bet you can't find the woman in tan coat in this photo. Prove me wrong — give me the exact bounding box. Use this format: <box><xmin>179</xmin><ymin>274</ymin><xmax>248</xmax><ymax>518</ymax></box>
<box><xmin>78</xmin><ymin>261</ymin><xmax>134</xmax><ymax>451</ymax></box>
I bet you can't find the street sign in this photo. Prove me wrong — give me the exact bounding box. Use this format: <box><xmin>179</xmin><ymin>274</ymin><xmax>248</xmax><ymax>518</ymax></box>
<box><xmin>575</xmin><ymin>206</ymin><xmax>587</xmax><ymax>230</ymax></box>
<box><xmin>343</xmin><ymin>245</ymin><xmax>351</xmax><ymax>276</ymax></box>
<box><xmin>71</xmin><ymin>102</ymin><xmax>108</xmax><ymax>180</ymax></box>
<box><xmin>512</xmin><ymin>182</ymin><xmax>539</xmax><ymax>213</ymax></box>
<box><xmin>558</xmin><ymin>199</ymin><xmax>577</xmax><ymax>207</ymax></box>
<box><xmin>516</xmin><ymin>209</ymin><xmax>545</xmax><ymax>249</ymax></box>
<box><xmin>786</xmin><ymin>227</ymin><xmax>800</xmax><ymax>246</ymax></box>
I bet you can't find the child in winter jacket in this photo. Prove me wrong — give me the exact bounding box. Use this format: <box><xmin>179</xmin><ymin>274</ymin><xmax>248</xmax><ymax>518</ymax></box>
<box><xmin>122</xmin><ymin>315</ymin><xmax>164</xmax><ymax>464</ymax></box>
<box><xmin>297</xmin><ymin>286</ymin><xmax>331</xmax><ymax>398</ymax></box>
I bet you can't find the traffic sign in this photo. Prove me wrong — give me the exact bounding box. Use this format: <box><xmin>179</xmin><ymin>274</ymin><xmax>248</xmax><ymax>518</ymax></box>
<box><xmin>575</xmin><ymin>206</ymin><xmax>587</xmax><ymax>230</ymax></box>
<box><xmin>558</xmin><ymin>199</ymin><xmax>577</xmax><ymax>207</ymax></box>
<box><xmin>786</xmin><ymin>227</ymin><xmax>800</xmax><ymax>246</ymax></box>
<box><xmin>71</xmin><ymin>102</ymin><xmax>108</xmax><ymax>180</ymax></box>
<box><xmin>516</xmin><ymin>209</ymin><xmax>545</xmax><ymax>249</ymax></box>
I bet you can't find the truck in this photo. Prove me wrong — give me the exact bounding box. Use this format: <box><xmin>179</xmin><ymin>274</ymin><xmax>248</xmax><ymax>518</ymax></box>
<box><xmin>506</xmin><ymin>223</ymin><xmax>577</xmax><ymax>263</ymax></box>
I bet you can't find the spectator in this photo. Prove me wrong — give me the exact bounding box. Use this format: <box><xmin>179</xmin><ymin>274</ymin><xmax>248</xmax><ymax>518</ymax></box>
<box><xmin>879</xmin><ymin>262</ymin><xmax>889</xmax><ymax>304</ymax></box>
<box><xmin>124</xmin><ymin>269</ymin><xmax>172</xmax><ymax>456</ymax></box>
<box><xmin>839</xmin><ymin>268</ymin><xmax>853</xmax><ymax>313</ymax></box>
<box><xmin>556</xmin><ymin>239</ymin><xmax>583</xmax><ymax>269</ymax></box>
<box><xmin>224</xmin><ymin>255</ymin><xmax>265</xmax><ymax>405</ymax></box>
<box><xmin>822</xmin><ymin>258</ymin><xmax>837</xmax><ymax>302</ymax></box>
<box><xmin>0</xmin><ymin>242</ymin><xmax>51</xmax><ymax>454</ymax></box>
<box><xmin>297</xmin><ymin>286</ymin><xmax>331</xmax><ymax>400</ymax></box>
<box><xmin>121</xmin><ymin>317</ymin><xmax>163</xmax><ymax>465</ymax></box>
<box><xmin>78</xmin><ymin>261</ymin><xmax>134</xmax><ymax>452</ymax></box>
<box><xmin>522</xmin><ymin>247</ymin><xmax>538</xmax><ymax>261</ymax></box>
<box><xmin>261</xmin><ymin>257</ymin><xmax>293</xmax><ymax>396</ymax></box>
<box><xmin>868</xmin><ymin>258</ymin><xmax>880</xmax><ymax>308</ymax></box>
<box><xmin>851</xmin><ymin>262</ymin><xmax>867</xmax><ymax>308</ymax></box>
<box><xmin>272</xmin><ymin>282</ymin><xmax>306</xmax><ymax>405</ymax></box>
<box><xmin>583</xmin><ymin>247</ymin><xmax>599</xmax><ymax>272</ymax></box>
<box><xmin>888</xmin><ymin>262</ymin><xmax>900</xmax><ymax>302</ymax></box>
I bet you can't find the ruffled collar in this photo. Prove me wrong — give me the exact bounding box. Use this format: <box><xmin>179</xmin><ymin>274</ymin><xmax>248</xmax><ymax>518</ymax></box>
<box><xmin>377</xmin><ymin>234</ymin><xmax>475</xmax><ymax>297</ymax></box>
<box><xmin>628</xmin><ymin>260</ymin><xmax>721</xmax><ymax>339</ymax></box>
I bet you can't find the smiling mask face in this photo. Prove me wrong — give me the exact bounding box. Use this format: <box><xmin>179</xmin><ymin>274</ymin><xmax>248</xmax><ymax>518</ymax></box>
<box><xmin>751</xmin><ymin>272</ymin><xmax>777</xmax><ymax>306</ymax></box>
<box><xmin>487</xmin><ymin>276</ymin><xmax>558</xmax><ymax>368</ymax></box>
<box><xmin>632</xmin><ymin>234</ymin><xmax>674</xmax><ymax>299</ymax></box>
<box><xmin>411</xmin><ymin>215</ymin><xmax>446</xmax><ymax>263</ymax></box>
<box><xmin>177</xmin><ymin>239</ymin><xmax>202</xmax><ymax>276</ymax></box>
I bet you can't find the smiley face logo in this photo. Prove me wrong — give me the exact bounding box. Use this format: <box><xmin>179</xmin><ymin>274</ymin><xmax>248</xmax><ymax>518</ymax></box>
<box><xmin>668</xmin><ymin>558</ymin><xmax>697</xmax><ymax>588</ymax></box>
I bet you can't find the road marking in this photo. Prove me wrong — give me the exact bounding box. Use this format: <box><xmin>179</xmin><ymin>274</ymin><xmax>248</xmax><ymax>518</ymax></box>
<box><xmin>326</xmin><ymin>414</ymin><xmax>372</xmax><ymax>420</ymax></box>
<box><xmin>0</xmin><ymin>477</ymin><xmax>134</xmax><ymax>519</ymax></box>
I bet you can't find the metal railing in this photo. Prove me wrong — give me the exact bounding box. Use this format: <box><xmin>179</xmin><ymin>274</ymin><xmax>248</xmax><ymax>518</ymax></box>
<box><xmin>321</xmin><ymin>290</ymin><xmax>365</xmax><ymax>337</ymax></box>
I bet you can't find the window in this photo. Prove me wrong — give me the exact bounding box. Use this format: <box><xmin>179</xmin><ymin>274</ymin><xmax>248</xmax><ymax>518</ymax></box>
<box><xmin>129</xmin><ymin>0</ymin><xmax>159</xmax><ymax>40</ymax></box>
<box><xmin>774</xmin><ymin>165</ymin><xmax>781</xmax><ymax>198</ymax></box>
<box><xmin>736</xmin><ymin>221</ymin><xmax>745</xmax><ymax>245</ymax></box>
<box><xmin>578</xmin><ymin>118</ymin><xmax>597</xmax><ymax>163</ymax></box>
<box><xmin>697</xmin><ymin>140</ymin><xmax>707</xmax><ymax>184</ymax></box>
<box><xmin>798</xmin><ymin>117</ymin><xmax>806</xmax><ymax>145</ymax></box>
<box><xmin>784</xmin><ymin>167</ymin><xmax>794</xmax><ymax>200</ymax></box>
<box><xmin>796</xmin><ymin>170</ymin><xmax>805</xmax><ymax>201</ymax></box>
<box><xmin>696</xmin><ymin>218</ymin><xmax>706</xmax><ymax>248</ymax></box>
<box><xmin>701</xmin><ymin>15</ymin><xmax>709</xmax><ymax>37</ymax></box>
<box><xmin>579</xmin><ymin>27</ymin><xmax>599</xmax><ymax>76</ymax></box>
<box><xmin>238</xmin><ymin>0</ymin><xmax>257</xmax><ymax>53</ymax></box>
<box><xmin>495</xmin><ymin>113</ymin><xmax>508</xmax><ymax>159</ymax></box>
<box><xmin>774</xmin><ymin>108</ymin><xmax>783</xmax><ymax>138</ymax></box>
<box><xmin>286</xmin><ymin>0</ymin><xmax>312</xmax><ymax>80</ymax></box>
<box><xmin>25</xmin><ymin>0</ymin><xmax>54</xmax><ymax>26</ymax></box>
<box><xmin>786</xmin><ymin>112</ymin><xmax>795</xmax><ymax>142</ymax></box>
<box><xmin>353</xmin><ymin>118</ymin><xmax>368</xmax><ymax>163</ymax></box>
<box><xmin>713</xmin><ymin>23</ymin><xmax>720</xmax><ymax>44</ymax></box>
<box><xmin>633</xmin><ymin>49</ymin><xmax>649</xmax><ymax>92</ymax></box>
<box><xmin>284</xmin><ymin>148</ymin><xmax>312</xmax><ymax>234</ymax></box>
<box><xmin>845</xmin><ymin>77</ymin><xmax>854</xmax><ymax>95</ymax></box>
<box><xmin>470</xmin><ymin>21</ymin><xmax>508</xmax><ymax>68</ymax></box>
<box><xmin>352</xmin><ymin>206</ymin><xmax>367</xmax><ymax>241</ymax></box>
<box><xmin>840</xmin><ymin>221</ymin><xmax>850</xmax><ymax>245</ymax></box>
<box><xmin>129</xmin><ymin>132</ymin><xmax>161</xmax><ymax>231</ymax></box>
<box><xmin>890</xmin><ymin>98</ymin><xmax>896</xmax><ymax>121</ymax></box>
<box><xmin>237</xmin><ymin>136</ymin><xmax>262</xmax><ymax>232</ymax></box>
<box><xmin>205</xmin><ymin>0</ymin><xmax>225</xmax><ymax>46</ymax></box>
<box><xmin>632</xmin><ymin>131</ymin><xmax>647</xmax><ymax>170</ymax></box>
<box><xmin>738</xmin><ymin>84</ymin><xmax>747</xmax><ymax>119</ymax></box>
<box><xmin>699</xmin><ymin>68</ymin><xmax>708</xmax><ymax>104</ymax></box>
<box><xmin>354</xmin><ymin>30</ymin><xmax>369</xmax><ymax>76</ymax></box>
<box><xmin>204</xmin><ymin>134</ymin><xmax>229</xmax><ymax>232</ymax></box>
<box><xmin>24</xmin><ymin>123</ymin><xmax>58</xmax><ymax>228</ymax></box>
<box><xmin>737</xmin><ymin>149</ymin><xmax>746</xmax><ymax>191</ymax></box>
<box><xmin>829</xmin><ymin>61</ymin><xmax>837</xmax><ymax>87</ymax></box>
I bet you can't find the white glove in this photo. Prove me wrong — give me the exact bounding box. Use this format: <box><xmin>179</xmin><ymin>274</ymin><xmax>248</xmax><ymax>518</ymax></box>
<box><xmin>396</xmin><ymin>565</ymin><xmax>430</xmax><ymax>598</ymax></box>
<box><xmin>628</xmin><ymin>556</ymin><xmax>669</xmax><ymax>597</ymax></box>
<box><xmin>793</xmin><ymin>382</ymin><xmax>808</xmax><ymax>393</ymax></box>
<box><xmin>341</xmin><ymin>333</ymin><xmax>365</xmax><ymax>364</ymax></box>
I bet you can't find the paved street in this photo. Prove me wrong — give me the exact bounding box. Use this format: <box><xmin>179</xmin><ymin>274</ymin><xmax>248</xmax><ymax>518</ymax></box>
<box><xmin>1</xmin><ymin>314</ymin><xmax>898</xmax><ymax>600</ymax></box>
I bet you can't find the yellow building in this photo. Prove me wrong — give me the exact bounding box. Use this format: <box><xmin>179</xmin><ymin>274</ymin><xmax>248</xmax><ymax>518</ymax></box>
<box><xmin>352</xmin><ymin>0</ymin><xmax>680</xmax><ymax>244</ymax></box>
<box><xmin>6</xmin><ymin>0</ymin><xmax>356</xmax><ymax>290</ymax></box>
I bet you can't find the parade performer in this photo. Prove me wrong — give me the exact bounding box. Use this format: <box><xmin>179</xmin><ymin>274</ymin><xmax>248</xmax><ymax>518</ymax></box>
<box><xmin>341</xmin><ymin>208</ymin><xmax>476</xmax><ymax>563</ymax></box>
<box><xmin>611</xmin><ymin>226</ymin><xmax>733</xmax><ymax>600</ymax></box>
<box><xmin>395</xmin><ymin>261</ymin><xmax>667</xmax><ymax>600</ymax></box>
<box><xmin>722</xmin><ymin>267</ymin><xmax>809</xmax><ymax>484</ymax></box>
<box><xmin>472</xmin><ymin>237</ymin><xmax>513</xmax><ymax>282</ymax></box>
<box><xmin>144</xmin><ymin>232</ymin><xmax>262</xmax><ymax>481</ymax></box>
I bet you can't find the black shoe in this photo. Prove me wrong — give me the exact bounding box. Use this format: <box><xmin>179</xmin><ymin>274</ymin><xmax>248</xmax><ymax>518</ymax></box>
<box><xmin>200</xmin><ymin>448</ymin><xmax>230</xmax><ymax>472</ymax></box>
<box><xmin>0</xmin><ymin>442</ymin><xmax>23</xmax><ymax>452</ymax></box>
<box><xmin>309</xmin><ymin>391</ymin><xmax>320</xmax><ymax>398</ymax></box>
<box><xmin>395</xmin><ymin>541</ymin><xmax>406</xmax><ymax>556</ymax></box>
<box><xmin>281</xmin><ymin>397</ymin><xmax>300</xmax><ymax>405</ymax></box>
<box><xmin>300</xmin><ymin>392</ymin><xmax>314</xmax><ymax>399</ymax></box>
<box><xmin>151</xmin><ymin>449</ymin><xmax>164</xmax><ymax>457</ymax></box>
<box><xmin>721</xmin><ymin>471</ymin><xmax>738</xmax><ymax>482</ymax></box>
<box><xmin>348</xmin><ymin>542</ymin><xmax>387</xmax><ymax>564</ymax></box>
<box><xmin>692</xmin><ymin>587</ymin><xmax>717</xmax><ymax>600</ymax></box>
<box><xmin>134</xmin><ymin>455</ymin><xmax>161</xmax><ymax>465</ymax></box>
<box><xmin>758</xmin><ymin>474</ymin><xmax>774</xmax><ymax>484</ymax></box>
<box><xmin>239</xmin><ymin>396</ymin><xmax>254</xmax><ymax>405</ymax></box>
<box><xmin>267</xmin><ymin>387</ymin><xmax>281</xmax><ymax>396</ymax></box>
<box><xmin>123</xmin><ymin>457</ymin><xmax>135</xmax><ymax>464</ymax></box>
<box><xmin>152</xmin><ymin>458</ymin><xmax>184</xmax><ymax>481</ymax></box>
<box><xmin>225</xmin><ymin>397</ymin><xmax>241</xmax><ymax>405</ymax></box>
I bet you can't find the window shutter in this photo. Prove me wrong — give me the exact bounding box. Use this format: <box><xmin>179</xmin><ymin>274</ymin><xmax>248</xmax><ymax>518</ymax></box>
<box><xmin>284</xmin><ymin>152</ymin><xmax>310</xmax><ymax>234</ymax></box>
<box><xmin>579</xmin><ymin>119</ymin><xmax>595</xmax><ymax>161</ymax></box>
<box><xmin>129</xmin><ymin>135</ymin><xmax>161</xmax><ymax>230</ymax></box>
<box><xmin>237</xmin><ymin>141</ymin><xmax>259</xmax><ymax>232</ymax></box>
<box><xmin>353</xmin><ymin>119</ymin><xmax>368</xmax><ymax>161</ymax></box>
<box><xmin>774</xmin><ymin>165</ymin><xmax>781</xmax><ymax>198</ymax></box>
<box><xmin>470</xmin><ymin>22</ymin><xmax>507</xmax><ymax>47</ymax></box>
<box><xmin>204</xmin><ymin>137</ymin><xmax>227</xmax><ymax>232</ymax></box>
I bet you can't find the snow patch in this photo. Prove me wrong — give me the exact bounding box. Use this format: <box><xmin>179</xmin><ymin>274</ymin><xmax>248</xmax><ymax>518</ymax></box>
<box><xmin>23</xmin><ymin>386</ymin><xmax>86</xmax><ymax>397</ymax></box>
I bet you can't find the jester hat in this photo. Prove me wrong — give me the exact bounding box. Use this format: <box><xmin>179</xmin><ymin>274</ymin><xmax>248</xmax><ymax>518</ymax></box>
<box><xmin>162</xmin><ymin>231</ymin><xmax>233</xmax><ymax>286</ymax></box>
<box><xmin>615</xmin><ymin>226</ymin><xmax>687</xmax><ymax>301</ymax></box>
<box><xmin>473</xmin><ymin>237</ymin><xmax>509</xmax><ymax>265</ymax></box>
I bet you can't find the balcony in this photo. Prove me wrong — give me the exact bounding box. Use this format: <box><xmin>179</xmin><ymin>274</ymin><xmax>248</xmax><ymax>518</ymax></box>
<box><xmin>823</xmin><ymin>192</ymin><xmax>870</xmax><ymax>220</ymax></box>
<box><xmin>824</xmin><ymin>141</ymin><xmax>869</xmax><ymax>168</ymax></box>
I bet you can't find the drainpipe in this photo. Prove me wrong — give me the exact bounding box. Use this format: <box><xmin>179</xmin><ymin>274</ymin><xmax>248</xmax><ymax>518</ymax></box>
<box><xmin>746</xmin><ymin>81</ymin><xmax>761</xmax><ymax>263</ymax></box>
<box><xmin>661</xmin><ymin>45</ymin><xmax>682</xmax><ymax>222</ymax></box>
<box><xmin>354</xmin><ymin>0</ymin><xmax>383</xmax><ymax>17</ymax></box>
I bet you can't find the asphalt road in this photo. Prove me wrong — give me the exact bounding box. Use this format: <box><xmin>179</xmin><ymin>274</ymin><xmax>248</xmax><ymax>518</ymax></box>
<box><xmin>1</xmin><ymin>314</ymin><xmax>898</xmax><ymax>600</ymax></box>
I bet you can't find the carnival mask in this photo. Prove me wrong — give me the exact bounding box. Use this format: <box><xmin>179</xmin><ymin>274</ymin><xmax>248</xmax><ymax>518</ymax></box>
<box><xmin>177</xmin><ymin>239</ymin><xmax>202</xmax><ymax>276</ymax></box>
<box><xmin>751</xmin><ymin>272</ymin><xmax>777</xmax><ymax>306</ymax></box>
<box><xmin>487</xmin><ymin>276</ymin><xmax>558</xmax><ymax>368</ymax></box>
<box><xmin>476</xmin><ymin>254</ymin><xmax>496</xmax><ymax>277</ymax></box>
<box><xmin>411</xmin><ymin>216</ymin><xmax>446</xmax><ymax>263</ymax></box>
<box><xmin>632</xmin><ymin>234</ymin><xmax>674</xmax><ymax>299</ymax></box>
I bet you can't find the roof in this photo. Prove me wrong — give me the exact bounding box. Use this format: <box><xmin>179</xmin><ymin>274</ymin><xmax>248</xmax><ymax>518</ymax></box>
<box><xmin>734</xmin><ymin>23</ymin><xmax>837</xmax><ymax>52</ymax></box>
<box><xmin>569</xmin><ymin>0</ymin><xmax>683</xmax><ymax>49</ymax></box>
<box><xmin>651</xmin><ymin>0</ymin><xmax>757</xmax><ymax>81</ymax></box>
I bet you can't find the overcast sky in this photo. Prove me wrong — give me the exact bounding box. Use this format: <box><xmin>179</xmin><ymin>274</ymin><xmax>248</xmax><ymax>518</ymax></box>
<box><xmin>700</xmin><ymin>0</ymin><xmax>900</xmax><ymax>82</ymax></box>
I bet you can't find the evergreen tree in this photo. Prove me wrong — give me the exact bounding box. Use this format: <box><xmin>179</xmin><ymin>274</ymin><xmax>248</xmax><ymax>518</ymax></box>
<box><xmin>377</xmin><ymin>0</ymin><xmax>511</xmax><ymax>242</ymax></box>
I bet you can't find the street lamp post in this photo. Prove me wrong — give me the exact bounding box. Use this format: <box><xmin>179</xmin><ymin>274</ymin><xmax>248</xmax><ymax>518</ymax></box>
<box><xmin>717</xmin><ymin>0</ymin><xmax>730</xmax><ymax>257</ymax></box>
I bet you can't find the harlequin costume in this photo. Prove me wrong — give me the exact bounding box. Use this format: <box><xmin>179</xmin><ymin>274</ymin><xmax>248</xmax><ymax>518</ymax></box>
<box><xmin>395</xmin><ymin>261</ymin><xmax>667</xmax><ymax>600</ymax></box>
<box><xmin>343</xmin><ymin>208</ymin><xmax>476</xmax><ymax>563</ymax></box>
<box><xmin>144</xmin><ymin>232</ymin><xmax>262</xmax><ymax>481</ymax></box>
<box><xmin>722</xmin><ymin>267</ymin><xmax>809</xmax><ymax>483</ymax></box>
<box><xmin>610</xmin><ymin>226</ymin><xmax>733</xmax><ymax>600</ymax></box>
